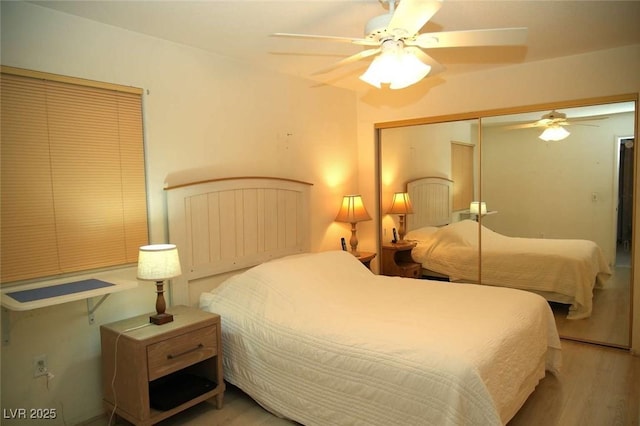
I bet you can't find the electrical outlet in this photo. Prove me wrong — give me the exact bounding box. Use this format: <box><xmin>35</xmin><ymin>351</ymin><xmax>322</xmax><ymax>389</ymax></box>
<box><xmin>33</xmin><ymin>355</ymin><xmax>48</xmax><ymax>378</ymax></box>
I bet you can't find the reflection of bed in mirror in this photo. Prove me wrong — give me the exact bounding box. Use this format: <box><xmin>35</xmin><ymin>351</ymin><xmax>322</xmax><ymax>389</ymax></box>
<box><xmin>405</xmin><ymin>177</ymin><xmax>612</xmax><ymax>319</ymax></box>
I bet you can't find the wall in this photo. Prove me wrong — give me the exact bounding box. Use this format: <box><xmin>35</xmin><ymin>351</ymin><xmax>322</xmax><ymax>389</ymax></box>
<box><xmin>355</xmin><ymin>44</ymin><xmax>640</xmax><ymax>352</ymax></box>
<box><xmin>0</xmin><ymin>2</ymin><xmax>358</xmax><ymax>424</ymax></box>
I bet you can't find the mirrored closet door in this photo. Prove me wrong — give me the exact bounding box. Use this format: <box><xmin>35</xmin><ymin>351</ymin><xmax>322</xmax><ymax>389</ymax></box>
<box><xmin>377</xmin><ymin>95</ymin><xmax>637</xmax><ymax>348</ymax></box>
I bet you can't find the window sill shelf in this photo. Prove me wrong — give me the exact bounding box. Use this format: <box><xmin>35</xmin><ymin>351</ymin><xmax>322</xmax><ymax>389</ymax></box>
<box><xmin>1</xmin><ymin>267</ymin><xmax>138</xmax><ymax>343</ymax></box>
<box><xmin>1</xmin><ymin>267</ymin><xmax>138</xmax><ymax>311</ymax></box>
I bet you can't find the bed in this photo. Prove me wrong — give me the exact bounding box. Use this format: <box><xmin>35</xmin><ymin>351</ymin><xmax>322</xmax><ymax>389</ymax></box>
<box><xmin>166</xmin><ymin>176</ymin><xmax>562</xmax><ymax>426</ymax></box>
<box><xmin>405</xmin><ymin>177</ymin><xmax>612</xmax><ymax>320</ymax></box>
<box><xmin>200</xmin><ymin>251</ymin><xmax>561</xmax><ymax>425</ymax></box>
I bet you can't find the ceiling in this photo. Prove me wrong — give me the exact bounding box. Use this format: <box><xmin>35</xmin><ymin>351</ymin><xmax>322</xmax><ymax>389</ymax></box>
<box><xmin>30</xmin><ymin>0</ymin><xmax>640</xmax><ymax>92</ymax></box>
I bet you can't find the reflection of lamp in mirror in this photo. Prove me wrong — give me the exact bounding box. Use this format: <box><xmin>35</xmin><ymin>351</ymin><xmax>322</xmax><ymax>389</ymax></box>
<box><xmin>137</xmin><ymin>244</ymin><xmax>182</xmax><ymax>325</ymax></box>
<box><xmin>335</xmin><ymin>195</ymin><xmax>372</xmax><ymax>257</ymax></box>
<box><xmin>539</xmin><ymin>125</ymin><xmax>570</xmax><ymax>142</ymax></box>
<box><xmin>470</xmin><ymin>201</ymin><xmax>487</xmax><ymax>221</ymax></box>
<box><xmin>387</xmin><ymin>192</ymin><xmax>414</xmax><ymax>243</ymax></box>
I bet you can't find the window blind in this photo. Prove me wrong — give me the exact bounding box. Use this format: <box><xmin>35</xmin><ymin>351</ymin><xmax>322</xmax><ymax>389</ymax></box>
<box><xmin>1</xmin><ymin>69</ymin><xmax>148</xmax><ymax>284</ymax></box>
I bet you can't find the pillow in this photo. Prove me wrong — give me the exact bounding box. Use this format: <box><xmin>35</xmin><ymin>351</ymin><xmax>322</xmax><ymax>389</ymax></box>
<box><xmin>441</xmin><ymin>220</ymin><xmax>481</xmax><ymax>246</ymax></box>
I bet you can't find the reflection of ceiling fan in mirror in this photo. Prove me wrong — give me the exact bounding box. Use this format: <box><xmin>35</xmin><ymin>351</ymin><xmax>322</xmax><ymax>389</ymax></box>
<box><xmin>507</xmin><ymin>110</ymin><xmax>609</xmax><ymax>141</ymax></box>
<box><xmin>272</xmin><ymin>0</ymin><xmax>528</xmax><ymax>89</ymax></box>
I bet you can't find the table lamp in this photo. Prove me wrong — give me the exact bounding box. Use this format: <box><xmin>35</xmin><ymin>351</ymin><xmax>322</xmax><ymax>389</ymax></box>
<box><xmin>387</xmin><ymin>192</ymin><xmax>414</xmax><ymax>243</ymax></box>
<box><xmin>470</xmin><ymin>201</ymin><xmax>487</xmax><ymax>221</ymax></box>
<box><xmin>335</xmin><ymin>194</ymin><xmax>371</xmax><ymax>257</ymax></box>
<box><xmin>137</xmin><ymin>244</ymin><xmax>182</xmax><ymax>325</ymax></box>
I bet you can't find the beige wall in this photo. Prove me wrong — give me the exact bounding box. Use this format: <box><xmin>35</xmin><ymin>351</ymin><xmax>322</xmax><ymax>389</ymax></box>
<box><xmin>0</xmin><ymin>2</ymin><xmax>358</xmax><ymax>424</ymax></box>
<box><xmin>355</xmin><ymin>44</ymin><xmax>640</xmax><ymax>353</ymax></box>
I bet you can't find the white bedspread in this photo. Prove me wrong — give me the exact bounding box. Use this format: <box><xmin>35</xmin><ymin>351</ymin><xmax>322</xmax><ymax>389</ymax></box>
<box><xmin>201</xmin><ymin>250</ymin><xmax>561</xmax><ymax>425</ymax></box>
<box><xmin>409</xmin><ymin>220</ymin><xmax>612</xmax><ymax>319</ymax></box>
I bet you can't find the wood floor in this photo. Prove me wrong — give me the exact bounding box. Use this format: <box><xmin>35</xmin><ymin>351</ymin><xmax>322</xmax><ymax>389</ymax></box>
<box><xmin>552</xmin><ymin>261</ymin><xmax>631</xmax><ymax>348</ymax></box>
<box><xmin>93</xmin><ymin>339</ymin><xmax>640</xmax><ymax>426</ymax></box>
<box><xmin>508</xmin><ymin>340</ymin><xmax>639</xmax><ymax>426</ymax></box>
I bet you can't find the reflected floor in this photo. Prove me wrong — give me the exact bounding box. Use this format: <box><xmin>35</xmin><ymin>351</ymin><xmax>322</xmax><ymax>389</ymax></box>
<box><xmin>552</xmin><ymin>260</ymin><xmax>630</xmax><ymax>347</ymax></box>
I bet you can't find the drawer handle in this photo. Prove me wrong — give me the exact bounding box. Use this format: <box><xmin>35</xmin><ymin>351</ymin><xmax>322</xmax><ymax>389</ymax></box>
<box><xmin>167</xmin><ymin>343</ymin><xmax>204</xmax><ymax>360</ymax></box>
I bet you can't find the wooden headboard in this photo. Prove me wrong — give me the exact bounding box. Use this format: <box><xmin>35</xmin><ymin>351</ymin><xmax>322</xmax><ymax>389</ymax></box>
<box><xmin>406</xmin><ymin>177</ymin><xmax>453</xmax><ymax>231</ymax></box>
<box><xmin>165</xmin><ymin>177</ymin><xmax>313</xmax><ymax>305</ymax></box>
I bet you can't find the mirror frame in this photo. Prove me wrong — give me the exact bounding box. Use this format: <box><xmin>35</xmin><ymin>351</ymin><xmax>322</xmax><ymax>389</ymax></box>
<box><xmin>374</xmin><ymin>93</ymin><xmax>639</xmax><ymax>348</ymax></box>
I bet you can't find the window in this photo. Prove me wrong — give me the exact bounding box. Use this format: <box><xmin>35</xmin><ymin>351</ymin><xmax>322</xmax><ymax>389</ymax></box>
<box><xmin>1</xmin><ymin>67</ymin><xmax>148</xmax><ymax>284</ymax></box>
<box><xmin>451</xmin><ymin>141</ymin><xmax>474</xmax><ymax>211</ymax></box>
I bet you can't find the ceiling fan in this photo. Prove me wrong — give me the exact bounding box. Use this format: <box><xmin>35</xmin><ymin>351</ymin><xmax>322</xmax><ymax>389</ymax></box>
<box><xmin>506</xmin><ymin>110</ymin><xmax>609</xmax><ymax>141</ymax></box>
<box><xmin>272</xmin><ymin>0</ymin><xmax>528</xmax><ymax>89</ymax></box>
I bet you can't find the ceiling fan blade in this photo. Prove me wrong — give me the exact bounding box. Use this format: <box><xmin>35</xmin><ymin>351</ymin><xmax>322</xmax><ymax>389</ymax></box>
<box><xmin>504</xmin><ymin>111</ymin><xmax>609</xmax><ymax>130</ymax></box>
<box><xmin>567</xmin><ymin>115</ymin><xmax>609</xmax><ymax>122</ymax></box>
<box><xmin>407</xmin><ymin>47</ymin><xmax>445</xmax><ymax>76</ymax></box>
<box><xmin>388</xmin><ymin>0</ymin><xmax>442</xmax><ymax>37</ymax></box>
<box><xmin>412</xmin><ymin>27</ymin><xmax>528</xmax><ymax>49</ymax></box>
<box><xmin>504</xmin><ymin>122</ymin><xmax>539</xmax><ymax>130</ymax></box>
<box><xmin>271</xmin><ymin>33</ymin><xmax>378</xmax><ymax>46</ymax></box>
<box><xmin>566</xmin><ymin>122</ymin><xmax>601</xmax><ymax>127</ymax></box>
<box><xmin>312</xmin><ymin>48</ymin><xmax>381</xmax><ymax>75</ymax></box>
<box><xmin>535</xmin><ymin>118</ymin><xmax>555</xmax><ymax>127</ymax></box>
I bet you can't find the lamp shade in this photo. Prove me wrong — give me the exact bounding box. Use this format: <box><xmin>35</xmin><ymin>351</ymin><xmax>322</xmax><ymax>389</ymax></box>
<box><xmin>335</xmin><ymin>195</ymin><xmax>371</xmax><ymax>223</ymax></box>
<box><xmin>137</xmin><ymin>244</ymin><xmax>181</xmax><ymax>281</ymax></box>
<box><xmin>539</xmin><ymin>125</ymin><xmax>570</xmax><ymax>142</ymax></box>
<box><xmin>387</xmin><ymin>192</ymin><xmax>414</xmax><ymax>214</ymax></box>
<box><xmin>469</xmin><ymin>201</ymin><xmax>487</xmax><ymax>215</ymax></box>
<box><xmin>359</xmin><ymin>41</ymin><xmax>431</xmax><ymax>90</ymax></box>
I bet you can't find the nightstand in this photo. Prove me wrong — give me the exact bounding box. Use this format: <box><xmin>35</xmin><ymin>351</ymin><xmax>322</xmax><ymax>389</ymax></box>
<box><xmin>100</xmin><ymin>305</ymin><xmax>225</xmax><ymax>425</ymax></box>
<box><xmin>356</xmin><ymin>251</ymin><xmax>376</xmax><ymax>270</ymax></box>
<box><xmin>381</xmin><ymin>242</ymin><xmax>421</xmax><ymax>278</ymax></box>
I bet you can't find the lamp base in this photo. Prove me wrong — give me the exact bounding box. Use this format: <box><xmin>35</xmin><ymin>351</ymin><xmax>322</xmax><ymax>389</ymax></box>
<box><xmin>150</xmin><ymin>312</ymin><xmax>174</xmax><ymax>325</ymax></box>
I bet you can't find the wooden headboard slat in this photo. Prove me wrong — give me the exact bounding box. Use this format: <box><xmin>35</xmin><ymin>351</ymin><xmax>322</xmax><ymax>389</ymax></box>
<box><xmin>166</xmin><ymin>177</ymin><xmax>312</xmax><ymax>305</ymax></box>
<box><xmin>406</xmin><ymin>177</ymin><xmax>453</xmax><ymax>230</ymax></box>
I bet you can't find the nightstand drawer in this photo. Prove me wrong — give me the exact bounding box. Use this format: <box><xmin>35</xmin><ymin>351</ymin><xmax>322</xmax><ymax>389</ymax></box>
<box><xmin>399</xmin><ymin>262</ymin><xmax>421</xmax><ymax>278</ymax></box>
<box><xmin>147</xmin><ymin>325</ymin><xmax>217</xmax><ymax>381</ymax></box>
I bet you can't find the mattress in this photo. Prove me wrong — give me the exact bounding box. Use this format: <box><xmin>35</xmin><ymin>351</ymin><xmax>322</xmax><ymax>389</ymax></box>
<box><xmin>200</xmin><ymin>250</ymin><xmax>562</xmax><ymax>425</ymax></box>
<box><xmin>408</xmin><ymin>220</ymin><xmax>612</xmax><ymax>319</ymax></box>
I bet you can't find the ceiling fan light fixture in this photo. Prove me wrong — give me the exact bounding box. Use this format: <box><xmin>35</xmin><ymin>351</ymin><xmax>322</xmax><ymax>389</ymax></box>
<box><xmin>359</xmin><ymin>52</ymin><xmax>394</xmax><ymax>88</ymax></box>
<box><xmin>539</xmin><ymin>125</ymin><xmax>570</xmax><ymax>142</ymax></box>
<box><xmin>359</xmin><ymin>42</ymin><xmax>431</xmax><ymax>90</ymax></box>
<box><xmin>390</xmin><ymin>52</ymin><xmax>431</xmax><ymax>89</ymax></box>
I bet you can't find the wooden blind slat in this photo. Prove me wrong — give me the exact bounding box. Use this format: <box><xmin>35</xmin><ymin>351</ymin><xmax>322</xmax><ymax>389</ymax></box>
<box><xmin>1</xmin><ymin>74</ymin><xmax>60</xmax><ymax>282</ymax></box>
<box><xmin>1</xmin><ymin>71</ymin><xmax>148</xmax><ymax>283</ymax></box>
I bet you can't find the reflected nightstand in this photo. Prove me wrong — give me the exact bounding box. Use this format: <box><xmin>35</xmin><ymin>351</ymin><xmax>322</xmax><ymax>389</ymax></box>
<box><xmin>381</xmin><ymin>242</ymin><xmax>421</xmax><ymax>278</ymax></box>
